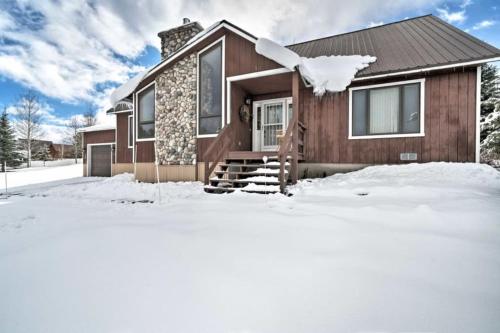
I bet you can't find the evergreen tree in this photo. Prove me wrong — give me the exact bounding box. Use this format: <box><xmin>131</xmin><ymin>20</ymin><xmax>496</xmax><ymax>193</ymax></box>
<box><xmin>0</xmin><ymin>108</ymin><xmax>22</xmax><ymax>172</ymax></box>
<box><xmin>480</xmin><ymin>64</ymin><xmax>499</xmax><ymax>117</ymax></box>
<box><xmin>34</xmin><ymin>144</ymin><xmax>51</xmax><ymax>166</ymax></box>
<box><xmin>481</xmin><ymin>102</ymin><xmax>500</xmax><ymax>164</ymax></box>
<box><xmin>480</xmin><ymin>64</ymin><xmax>500</xmax><ymax>163</ymax></box>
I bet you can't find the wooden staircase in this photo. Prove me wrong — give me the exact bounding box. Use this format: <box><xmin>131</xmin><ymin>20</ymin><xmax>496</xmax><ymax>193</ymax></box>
<box><xmin>203</xmin><ymin>71</ymin><xmax>305</xmax><ymax>195</ymax></box>
<box><xmin>204</xmin><ymin>153</ymin><xmax>292</xmax><ymax>194</ymax></box>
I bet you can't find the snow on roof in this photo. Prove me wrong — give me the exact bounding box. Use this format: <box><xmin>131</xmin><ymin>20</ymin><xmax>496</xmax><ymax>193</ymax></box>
<box><xmin>109</xmin><ymin>22</ymin><xmax>223</xmax><ymax>107</ymax></box>
<box><xmin>255</xmin><ymin>38</ymin><xmax>301</xmax><ymax>70</ymax></box>
<box><xmin>109</xmin><ymin>70</ymin><xmax>149</xmax><ymax>106</ymax></box>
<box><xmin>255</xmin><ymin>38</ymin><xmax>376</xmax><ymax>96</ymax></box>
<box><xmin>300</xmin><ymin>55</ymin><xmax>376</xmax><ymax>96</ymax></box>
<box><xmin>77</xmin><ymin>124</ymin><xmax>116</xmax><ymax>133</ymax></box>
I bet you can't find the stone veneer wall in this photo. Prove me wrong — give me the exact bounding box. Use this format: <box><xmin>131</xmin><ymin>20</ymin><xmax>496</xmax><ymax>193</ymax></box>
<box><xmin>155</xmin><ymin>53</ymin><xmax>197</xmax><ymax>165</ymax></box>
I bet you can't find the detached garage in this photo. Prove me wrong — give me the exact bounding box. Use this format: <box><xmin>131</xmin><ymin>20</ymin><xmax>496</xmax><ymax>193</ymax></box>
<box><xmin>79</xmin><ymin>124</ymin><xmax>116</xmax><ymax>177</ymax></box>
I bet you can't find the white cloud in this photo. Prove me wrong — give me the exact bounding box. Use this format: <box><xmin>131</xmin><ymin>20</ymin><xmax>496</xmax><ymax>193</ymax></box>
<box><xmin>437</xmin><ymin>8</ymin><xmax>466</xmax><ymax>24</ymax></box>
<box><xmin>0</xmin><ymin>11</ymin><xmax>14</xmax><ymax>30</ymax></box>
<box><xmin>39</xmin><ymin>124</ymin><xmax>68</xmax><ymax>143</ymax></box>
<box><xmin>437</xmin><ymin>0</ymin><xmax>473</xmax><ymax>24</ymax></box>
<box><xmin>368</xmin><ymin>21</ymin><xmax>384</xmax><ymax>28</ymax></box>
<box><xmin>472</xmin><ymin>20</ymin><xmax>496</xmax><ymax>30</ymax></box>
<box><xmin>1</xmin><ymin>0</ymin><xmax>445</xmax><ymax>131</ymax></box>
<box><xmin>0</xmin><ymin>1</ymin><xmax>146</xmax><ymax>105</ymax></box>
<box><xmin>7</xmin><ymin>97</ymin><xmax>89</xmax><ymax>143</ymax></box>
<box><xmin>460</xmin><ymin>0</ymin><xmax>473</xmax><ymax>9</ymax></box>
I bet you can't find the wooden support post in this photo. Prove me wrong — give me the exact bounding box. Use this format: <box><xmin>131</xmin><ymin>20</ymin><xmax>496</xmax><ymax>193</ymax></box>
<box><xmin>279</xmin><ymin>154</ymin><xmax>286</xmax><ymax>193</ymax></box>
<box><xmin>204</xmin><ymin>161</ymin><xmax>209</xmax><ymax>185</ymax></box>
<box><xmin>291</xmin><ymin>71</ymin><xmax>300</xmax><ymax>184</ymax></box>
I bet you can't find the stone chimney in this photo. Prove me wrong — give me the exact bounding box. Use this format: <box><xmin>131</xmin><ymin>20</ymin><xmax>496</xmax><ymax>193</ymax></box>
<box><xmin>157</xmin><ymin>18</ymin><xmax>203</xmax><ymax>60</ymax></box>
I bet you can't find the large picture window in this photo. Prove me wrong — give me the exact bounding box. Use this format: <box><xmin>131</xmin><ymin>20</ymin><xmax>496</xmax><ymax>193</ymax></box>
<box><xmin>137</xmin><ymin>85</ymin><xmax>155</xmax><ymax>140</ymax></box>
<box><xmin>350</xmin><ymin>80</ymin><xmax>424</xmax><ymax>139</ymax></box>
<box><xmin>198</xmin><ymin>41</ymin><xmax>223</xmax><ymax>136</ymax></box>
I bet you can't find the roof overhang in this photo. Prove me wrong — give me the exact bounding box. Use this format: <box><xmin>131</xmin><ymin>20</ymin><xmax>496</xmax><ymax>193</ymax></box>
<box><xmin>110</xmin><ymin>71</ymin><xmax>149</xmax><ymax>106</ymax></box>
<box><xmin>77</xmin><ymin>124</ymin><xmax>116</xmax><ymax>133</ymax></box>
<box><xmin>107</xmin><ymin>99</ymin><xmax>133</xmax><ymax>114</ymax></box>
<box><xmin>353</xmin><ymin>57</ymin><xmax>500</xmax><ymax>81</ymax></box>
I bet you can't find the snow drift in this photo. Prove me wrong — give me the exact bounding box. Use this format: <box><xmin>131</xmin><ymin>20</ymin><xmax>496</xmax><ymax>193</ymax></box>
<box><xmin>1</xmin><ymin>163</ymin><xmax>500</xmax><ymax>333</ymax></box>
<box><xmin>255</xmin><ymin>38</ymin><xmax>376</xmax><ymax>96</ymax></box>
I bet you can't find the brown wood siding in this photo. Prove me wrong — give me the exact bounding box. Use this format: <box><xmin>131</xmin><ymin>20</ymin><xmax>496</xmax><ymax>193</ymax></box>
<box><xmin>136</xmin><ymin>141</ymin><xmax>155</xmax><ymax>163</ymax></box>
<box><xmin>224</xmin><ymin>32</ymin><xmax>281</xmax><ymax>77</ymax></box>
<box><xmin>197</xmin><ymin>30</ymin><xmax>282</xmax><ymax>162</ymax></box>
<box><xmin>302</xmin><ymin>67</ymin><xmax>477</xmax><ymax>164</ymax></box>
<box><xmin>116</xmin><ymin>112</ymin><xmax>133</xmax><ymax>163</ymax></box>
<box><xmin>83</xmin><ymin>130</ymin><xmax>115</xmax><ymax>145</ymax></box>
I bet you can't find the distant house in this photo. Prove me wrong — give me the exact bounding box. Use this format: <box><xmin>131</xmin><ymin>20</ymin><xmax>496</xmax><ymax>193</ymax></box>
<box><xmin>16</xmin><ymin>139</ymin><xmax>75</xmax><ymax>160</ymax></box>
<box><xmin>80</xmin><ymin>15</ymin><xmax>500</xmax><ymax>193</ymax></box>
<box><xmin>50</xmin><ymin>143</ymin><xmax>75</xmax><ymax>159</ymax></box>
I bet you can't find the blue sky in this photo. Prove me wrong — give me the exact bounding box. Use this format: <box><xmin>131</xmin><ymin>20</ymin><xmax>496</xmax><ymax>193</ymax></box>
<box><xmin>0</xmin><ymin>0</ymin><xmax>499</xmax><ymax>142</ymax></box>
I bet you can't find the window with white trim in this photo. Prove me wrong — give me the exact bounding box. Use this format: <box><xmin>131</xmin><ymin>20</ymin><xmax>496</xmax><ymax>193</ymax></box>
<box><xmin>137</xmin><ymin>85</ymin><xmax>155</xmax><ymax>140</ymax></box>
<box><xmin>350</xmin><ymin>80</ymin><xmax>423</xmax><ymax>138</ymax></box>
<box><xmin>198</xmin><ymin>42</ymin><xmax>223</xmax><ymax>135</ymax></box>
<box><xmin>128</xmin><ymin>115</ymin><xmax>133</xmax><ymax>148</ymax></box>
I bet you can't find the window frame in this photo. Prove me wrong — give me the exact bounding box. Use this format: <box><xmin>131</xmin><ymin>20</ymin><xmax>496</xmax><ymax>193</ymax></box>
<box><xmin>196</xmin><ymin>36</ymin><xmax>225</xmax><ymax>138</ymax></box>
<box><xmin>127</xmin><ymin>114</ymin><xmax>133</xmax><ymax>148</ymax></box>
<box><xmin>348</xmin><ymin>78</ymin><xmax>425</xmax><ymax>140</ymax></box>
<box><xmin>135</xmin><ymin>81</ymin><xmax>156</xmax><ymax>142</ymax></box>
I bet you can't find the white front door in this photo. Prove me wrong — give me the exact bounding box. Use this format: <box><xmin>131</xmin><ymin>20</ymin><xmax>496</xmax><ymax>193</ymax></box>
<box><xmin>253</xmin><ymin>97</ymin><xmax>292</xmax><ymax>152</ymax></box>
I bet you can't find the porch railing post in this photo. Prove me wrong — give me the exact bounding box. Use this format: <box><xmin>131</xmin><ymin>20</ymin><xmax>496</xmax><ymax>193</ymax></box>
<box><xmin>204</xmin><ymin>161</ymin><xmax>209</xmax><ymax>185</ymax></box>
<box><xmin>291</xmin><ymin>71</ymin><xmax>300</xmax><ymax>184</ymax></box>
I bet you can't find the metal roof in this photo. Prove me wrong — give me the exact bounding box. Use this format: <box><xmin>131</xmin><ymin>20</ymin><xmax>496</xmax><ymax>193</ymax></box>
<box><xmin>286</xmin><ymin>15</ymin><xmax>500</xmax><ymax>78</ymax></box>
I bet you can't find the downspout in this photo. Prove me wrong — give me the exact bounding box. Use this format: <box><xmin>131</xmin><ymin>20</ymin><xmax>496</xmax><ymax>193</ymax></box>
<box><xmin>154</xmin><ymin>141</ymin><xmax>161</xmax><ymax>204</ymax></box>
<box><xmin>475</xmin><ymin>65</ymin><xmax>481</xmax><ymax>163</ymax></box>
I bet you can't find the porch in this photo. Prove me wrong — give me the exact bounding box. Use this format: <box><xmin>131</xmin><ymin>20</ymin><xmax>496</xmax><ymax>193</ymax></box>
<box><xmin>203</xmin><ymin>69</ymin><xmax>306</xmax><ymax>194</ymax></box>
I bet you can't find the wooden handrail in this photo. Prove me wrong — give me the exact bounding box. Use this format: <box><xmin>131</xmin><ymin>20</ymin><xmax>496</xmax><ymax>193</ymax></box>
<box><xmin>298</xmin><ymin>121</ymin><xmax>307</xmax><ymax>131</ymax></box>
<box><xmin>278</xmin><ymin>105</ymin><xmax>298</xmax><ymax>193</ymax></box>
<box><xmin>278</xmin><ymin>71</ymin><xmax>304</xmax><ymax>193</ymax></box>
<box><xmin>203</xmin><ymin>125</ymin><xmax>234</xmax><ymax>184</ymax></box>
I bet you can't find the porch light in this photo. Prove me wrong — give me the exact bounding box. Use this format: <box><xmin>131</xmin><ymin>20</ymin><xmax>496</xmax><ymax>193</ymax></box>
<box><xmin>244</xmin><ymin>96</ymin><xmax>253</xmax><ymax>105</ymax></box>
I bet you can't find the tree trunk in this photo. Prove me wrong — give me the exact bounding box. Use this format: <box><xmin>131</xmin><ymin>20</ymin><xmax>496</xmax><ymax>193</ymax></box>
<box><xmin>27</xmin><ymin>140</ymin><xmax>31</xmax><ymax>168</ymax></box>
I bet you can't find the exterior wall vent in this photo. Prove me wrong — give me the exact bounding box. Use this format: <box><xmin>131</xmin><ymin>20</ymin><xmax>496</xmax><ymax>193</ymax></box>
<box><xmin>400</xmin><ymin>153</ymin><xmax>418</xmax><ymax>161</ymax></box>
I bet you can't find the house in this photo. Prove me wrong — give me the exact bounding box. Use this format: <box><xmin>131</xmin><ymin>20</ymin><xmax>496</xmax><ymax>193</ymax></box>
<box><xmin>50</xmin><ymin>143</ymin><xmax>75</xmax><ymax>159</ymax></box>
<box><xmin>79</xmin><ymin>124</ymin><xmax>116</xmax><ymax>177</ymax></box>
<box><xmin>16</xmin><ymin>139</ymin><xmax>76</xmax><ymax>160</ymax></box>
<box><xmin>80</xmin><ymin>15</ymin><xmax>500</xmax><ymax>193</ymax></box>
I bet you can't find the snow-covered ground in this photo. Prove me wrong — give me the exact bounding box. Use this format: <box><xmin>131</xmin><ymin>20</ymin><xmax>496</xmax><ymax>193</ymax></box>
<box><xmin>0</xmin><ymin>162</ymin><xmax>82</xmax><ymax>190</ymax></box>
<box><xmin>1</xmin><ymin>163</ymin><xmax>499</xmax><ymax>333</ymax></box>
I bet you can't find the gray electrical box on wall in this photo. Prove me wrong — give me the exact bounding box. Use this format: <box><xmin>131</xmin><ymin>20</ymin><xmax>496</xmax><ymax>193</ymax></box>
<box><xmin>400</xmin><ymin>153</ymin><xmax>418</xmax><ymax>161</ymax></box>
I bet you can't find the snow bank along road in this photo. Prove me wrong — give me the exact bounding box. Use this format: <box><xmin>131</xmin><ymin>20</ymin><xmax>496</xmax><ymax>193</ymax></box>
<box><xmin>1</xmin><ymin>162</ymin><xmax>499</xmax><ymax>333</ymax></box>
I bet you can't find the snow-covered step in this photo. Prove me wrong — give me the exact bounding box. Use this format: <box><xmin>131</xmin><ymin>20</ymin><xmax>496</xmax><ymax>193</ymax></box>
<box><xmin>241</xmin><ymin>183</ymin><xmax>280</xmax><ymax>193</ymax></box>
<box><xmin>203</xmin><ymin>185</ymin><xmax>236</xmax><ymax>194</ymax></box>
<box><xmin>219</xmin><ymin>162</ymin><xmax>290</xmax><ymax>169</ymax></box>
<box><xmin>210</xmin><ymin>176</ymin><xmax>280</xmax><ymax>186</ymax></box>
<box><xmin>214</xmin><ymin>169</ymin><xmax>288</xmax><ymax>177</ymax></box>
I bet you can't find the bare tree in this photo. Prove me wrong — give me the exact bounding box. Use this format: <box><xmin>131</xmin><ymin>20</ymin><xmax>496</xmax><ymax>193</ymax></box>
<box><xmin>14</xmin><ymin>91</ymin><xmax>44</xmax><ymax>168</ymax></box>
<box><xmin>83</xmin><ymin>104</ymin><xmax>97</xmax><ymax>127</ymax></box>
<box><xmin>66</xmin><ymin>116</ymin><xmax>83</xmax><ymax>164</ymax></box>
